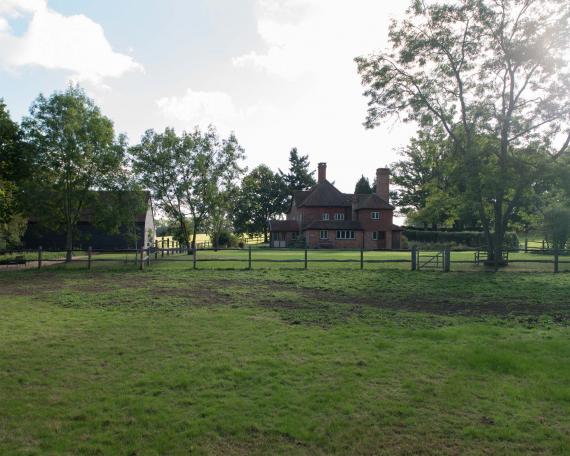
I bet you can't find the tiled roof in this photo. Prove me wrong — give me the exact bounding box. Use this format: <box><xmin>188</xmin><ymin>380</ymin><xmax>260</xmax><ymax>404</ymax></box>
<box><xmin>354</xmin><ymin>193</ymin><xmax>394</xmax><ymax>210</ymax></box>
<box><xmin>268</xmin><ymin>220</ymin><xmax>300</xmax><ymax>232</ymax></box>
<box><xmin>294</xmin><ymin>181</ymin><xmax>352</xmax><ymax>208</ymax></box>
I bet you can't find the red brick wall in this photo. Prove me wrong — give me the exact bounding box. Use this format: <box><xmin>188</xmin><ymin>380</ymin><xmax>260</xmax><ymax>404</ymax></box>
<box><xmin>306</xmin><ymin>230</ymin><xmax>364</xmax><ymax>249</ymax></box>
<box><xmin>288</xmin><ymin>206</ymin><xmax>352</xmax><ymax>224</ymax></box>
<box><xmin>357</xmin><ymin>209</ymin><xmax>394</xmax><ymax>249</ymax></box>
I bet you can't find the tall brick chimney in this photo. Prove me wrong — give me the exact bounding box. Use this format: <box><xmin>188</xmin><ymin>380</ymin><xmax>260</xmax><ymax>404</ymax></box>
<box><xmin>318</xmin><ymin>162</ymin><xmax>327</xmax><ymax>184</ymax></box>
<box><xmin>376</xmin><ymin>168</ymin><xmax>390</xmax><ymax>202</ymax></box>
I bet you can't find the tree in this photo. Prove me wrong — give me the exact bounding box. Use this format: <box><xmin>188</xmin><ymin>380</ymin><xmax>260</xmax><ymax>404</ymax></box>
<box><xmin>354</xmin><ymin>175</ymin><xmax>373</xmax><ymax>194</ymax></box>
<box><xmin>0</xmin><ymin>99</ymin><xmax>29</xmax><ymax>248</ymax></box>
<box><xmin>22</xmin><ymin>86</ymin><xmax>127</xmax><ymax>261</ymax></box>
<box><xmin>279</xmin><ymin>148</ymin><xmax>316</xmax><ymax>194</ymax></box>
<box><xmin>233</xmin><ymin>165</ymin><xmax>289</xmax><ymax>242</ymax></box>
<box><xmin>543</xmin><ymin>206</ymin><xmax>570</xmax><ymax>250</ymax></box>
<box><xmin>356</xmin><ymin>0</ymin><xmax>570</xmax><ymax>264</ymax></box>
<box><xmin>131</xmin><ymin>126</ymin><xmax>245</xmax><ymax>251</ymax></box>
<box><xmin>391</xmin><ymin>127</ymin><xmax>480</xmax><ymax>229</ymax></box>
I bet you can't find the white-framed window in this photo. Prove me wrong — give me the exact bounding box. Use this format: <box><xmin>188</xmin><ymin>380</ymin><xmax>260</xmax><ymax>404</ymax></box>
<box><xmin>372</xmin><ymin>231</ymin><xmax>386</xmax><ymax>241</ymax></box>
<box><xmin>320</xmin><ymin>230</ymin><xmax>329</xmax><ymax>240</ymax></box>
<box><xmin>371</xmin><ymin>211</ymin><xmax>380</xmax><ymax>220</ymax></box>
<box><xmin>334</xmin><ymin>213</ymin><xmax>345</xmax><ymax>221</ymax></box>
<box><xmin>322</xmin><ymin>212</ymin><xmax>330</xmax><ymax>221</ymax></box>
<box><xmin>336</xmin><ymin>230</ymin><xmax>355</xmax><ymax>240</ymax></box>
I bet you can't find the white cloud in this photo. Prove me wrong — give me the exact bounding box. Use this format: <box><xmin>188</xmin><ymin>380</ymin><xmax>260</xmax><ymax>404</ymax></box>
<box><xmin>0</xmin><ymin>0</ymin><xmax>142</xmax><ymax>86</ymax></box>
<box><xmin>233</xmin><ymin>0</ymin><xmax>401</xmax><ymax>81</ymax></box>
<box><xmin>229</xmin><ymin>0</ymin><xmax>415</xmax><ymax>194</ymax></box>
<box><xmin>156</xmin><ymin>89</ymin><xmax>239</xmax><ymax>131</ymax></box>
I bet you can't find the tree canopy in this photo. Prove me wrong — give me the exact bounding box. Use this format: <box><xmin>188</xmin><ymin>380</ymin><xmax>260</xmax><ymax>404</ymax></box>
<box><xmin>131</xmin><ymin>126</ymin><xmax>245</xmax><ymax>250</ymax></box>
<box><xmin>233</xmin><ymin>165</ymin><xmax>289</xmax><ymax>242</ymax></box>
<box><xmin>279</xmin><ymin>148</ymin><xmax>316</xmax><ymax>194</ymax></box>
<box><xmin>21</xmin><ymin>86</ymin><xmax>128</xmax><ymax>259</ymax></box>
<box><xmin>354</xmin><ymin>175</ymin><xmax>373</xmax><ymax>194</ymax></box>
<box><xmin>357</xmin><ymin>0</ymin><xmax>570</xmax><ymax>262</ymax></box>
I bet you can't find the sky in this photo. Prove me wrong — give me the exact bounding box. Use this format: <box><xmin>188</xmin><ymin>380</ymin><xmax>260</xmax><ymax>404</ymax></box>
<box><xmin>0</xmin><ymin>0</ymin><xmax>417</xmax><ymax>194</ymax></box>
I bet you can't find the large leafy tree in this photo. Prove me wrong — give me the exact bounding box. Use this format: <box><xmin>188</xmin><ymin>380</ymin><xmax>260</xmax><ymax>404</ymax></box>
<box><xmin>131</xmin><ymin>126</ymin><xmax>244</xmax><ymax>251</ymax></box>
<box><xmin>0</xmin><ymin>99</ymin><xmax>29</xmax><ymax>248</ymax></box>
<box><xmin>233</xmin><ymin>165</ymin><xmax>289</xmax><ymax>242</ymax></box>
<box><xmin>357</xmin><ymin>0</ymin><xmax>570</xmax><ymax>263</ymax></box>
<box><xmin>22</xmin><ymin>86</ymin><xmax>127</xmax><ymax>260</ymax></box>
<box><xmin>279</xmin><ymin>148</ymin><xmax>316</xmax><ymax>194</ymax></box>
<box><xmin>391</xmin><ymin>127</ymin><xmax>480</xmax><ymax>229</ymax></box>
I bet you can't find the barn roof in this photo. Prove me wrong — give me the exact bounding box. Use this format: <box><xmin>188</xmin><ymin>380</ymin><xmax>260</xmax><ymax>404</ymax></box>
<box><xmin>27</xmin><ymin>191</ymin><xmax>151</xmax><ymax>224</ymax></box>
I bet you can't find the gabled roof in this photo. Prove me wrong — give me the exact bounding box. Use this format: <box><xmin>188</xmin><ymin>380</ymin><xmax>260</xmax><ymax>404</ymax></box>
<box><xmin>293</xmin><ymin>180</ymin><xmax>352</xmax><ymax>208</ymax></box>
<box><xmin>268</xmin><ymin>220</ymin><xmax>300</xmax><ymax>232</ymax></box>
<box><xmin>354</xmin><ymin>193</ymin><xmax>394</xmax><ymax>210</ymax></box>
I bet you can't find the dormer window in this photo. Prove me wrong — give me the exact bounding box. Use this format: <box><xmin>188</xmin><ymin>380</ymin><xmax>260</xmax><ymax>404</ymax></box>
<box><xmin>371</xmin><ymin>211</ymin><xmax>380</xmax><ymax>220</ymax></box>
<box><xmin>334</xmin><ymin>213</ymin><xmax>345</xmax><ymax>221</ymax></box>
<box><xmin>323</xmin><ymin>213</ymin><xmax>330</xmax><ymax>221</ymax></box>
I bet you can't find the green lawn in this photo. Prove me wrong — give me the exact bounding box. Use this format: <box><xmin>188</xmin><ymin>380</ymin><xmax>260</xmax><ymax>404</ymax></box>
<box><xmin>1</xmin><ymin>262</ymin><xmax>570</xmax><ymax>454</ymax></box>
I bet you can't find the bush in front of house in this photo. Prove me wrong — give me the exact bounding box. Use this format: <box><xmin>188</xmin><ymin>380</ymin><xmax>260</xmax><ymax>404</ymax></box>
<box><xmin>403</xmin><ymin>230</ymin><xmax>519</xmax><ymax>249</ymax></box>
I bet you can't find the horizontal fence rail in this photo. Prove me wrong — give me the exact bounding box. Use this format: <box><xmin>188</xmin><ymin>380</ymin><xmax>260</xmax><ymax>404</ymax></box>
<box><xmin>1</xmin><ymin>245</ymin><xmax>569</xmax><ymax>273</ymax></box>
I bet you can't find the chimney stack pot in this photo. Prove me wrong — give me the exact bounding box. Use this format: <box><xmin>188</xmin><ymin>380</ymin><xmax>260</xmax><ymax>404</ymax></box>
<box><xmin>376</xmin><ymin>168</ymin><xmax>390</xmax><ymax>202</ymax></box>
<box><xmin>318</xmin><ymin>162</ymin><xmax>327</xmax><ymax>184</ymax></box>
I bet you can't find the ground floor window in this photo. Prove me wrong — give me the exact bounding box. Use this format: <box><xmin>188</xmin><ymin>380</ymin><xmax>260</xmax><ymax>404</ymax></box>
<box><xmin>336</xmin><ymin>230</ymin><xmax>355</xmax><ymax>240</ymax></box>
<box><xmin>372</xmin><ymin>231</ymin><xmax>386</xmax><ymax>241</ymax></box>
<box><xmin>320</xmin><ymin>230</ymin><xmax>329</xmax><ymax>240</ymax></box>
<box><xmin>292</xmin><ymin>232</ymin><xmax>298</xmax><ymax>240</ymax></box>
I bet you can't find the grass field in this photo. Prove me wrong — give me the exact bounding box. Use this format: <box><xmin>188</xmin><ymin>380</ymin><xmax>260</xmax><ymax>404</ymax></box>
<box><xmin>1</xmin><ymin>260</ymin><xmax>570</xmax><ymax>454</ymax></box>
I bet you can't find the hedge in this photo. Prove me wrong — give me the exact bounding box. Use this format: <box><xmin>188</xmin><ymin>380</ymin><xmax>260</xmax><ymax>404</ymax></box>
<box><xmin>403</xmin><ymin>230</ymin><xmax>519</xmax><ymax>249</ymax></box>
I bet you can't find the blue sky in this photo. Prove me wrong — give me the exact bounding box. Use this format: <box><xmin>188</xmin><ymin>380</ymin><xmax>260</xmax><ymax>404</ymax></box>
<box><xmin>0</xmin><ymin>0</ymin><xmax>415</xmax><ymax>194</ymax></box>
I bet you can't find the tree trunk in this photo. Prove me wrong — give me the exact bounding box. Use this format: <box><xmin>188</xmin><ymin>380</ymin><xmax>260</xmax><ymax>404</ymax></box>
<box><xmin>264</xmin><ymin>227</ymin><xmax>268</xmax><ymax>243</ymax></box>
<box><xmin>65</xmin><ymin>223</ymin><xmax>73</xmax><ymax>263</ymax></box>
<box><xmin>191</xmin><ymin>224</ymin><xmax>198</xmax><ymax>254</ymax></box>
<box><xmin>179</xmin><ymin>219</ymin><xmax>191</xmax><ymax>255</ymax></box>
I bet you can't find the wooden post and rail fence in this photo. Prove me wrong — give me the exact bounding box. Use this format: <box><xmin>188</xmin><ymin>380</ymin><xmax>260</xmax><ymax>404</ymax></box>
<box><xmin>0</xmin><ymin>244</ymin><xmax>566</xmax><ymax>273</ymax></box>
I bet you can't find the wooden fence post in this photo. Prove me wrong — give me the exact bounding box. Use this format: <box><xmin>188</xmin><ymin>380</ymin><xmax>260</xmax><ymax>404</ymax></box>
<box><xmin>167</xmin><ymin>239</ymin><xmax>170</xmax><ymax>256</ymax></box>
<box><xmin>38</xmin><ymin>246</ymin><xmax>43</xmax><ymax>270</ymax></box>
<box><xmin>304</xmin><ymin>248</ymin><xmax>308</xmax><ymax>270</ymax></box>
<box><xmin>248</xmin><ymin>246</ymin><xmax>252</xmax><ymax>270</ymax></box>
<box><xmin>88</xmin><ymin>246</ymin><xmax>92</xmax><ymax>270</ymax></box>
<box><xmin>155</xmin><ymin>241</ymin><xmax>158</xmax><ymax>260</ymax></box>
<box><xmin>139</xmin><ymin>247</ymin><xmax>144</xmax><ymax>270</ymax></box>
<box><xmin>192</xmin><ymin>244</ymin><xmax>197</xmax><ymax>270</ymax></box>
<box><xmin>360</xmin><ymin>249</ymin><xmax>364</xmax><ymax>270</ymax></box>
<box><xmin>161</xmin><ymin>239</ymin><xmax>165</xmax><ymax>257</ymax></box>
<box><xmin>444</xmin><ymin>248</ymin><xmax>451</xmax><ymax>273</ymax></box>
<box><xmin>554</xmin><ymin>248</ymin><xmax>559</xmax><ymax>273</ymax></box>
<box><xmin>411</xmin><ymin>246</ymin><xmax>417</xmax><ymax>271</ymax></box>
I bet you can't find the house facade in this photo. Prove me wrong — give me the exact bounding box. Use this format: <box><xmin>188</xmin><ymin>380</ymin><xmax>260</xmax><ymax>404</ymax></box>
<box><xmin>269</xmin><ymin>163</ymin><xmax>402</xmax><ymax>249</ymax></box>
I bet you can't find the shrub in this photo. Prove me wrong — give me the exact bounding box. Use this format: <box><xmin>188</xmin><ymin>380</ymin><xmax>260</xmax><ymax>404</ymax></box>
<box><xmin>403</xmin><ymin>230</ymin><xmax>519</xmax><ymax>249</ymax></box>
<box><xmin>214</xmin><ymin>230</ymin><xmax>240</xmax><ymax>248</ymax></box>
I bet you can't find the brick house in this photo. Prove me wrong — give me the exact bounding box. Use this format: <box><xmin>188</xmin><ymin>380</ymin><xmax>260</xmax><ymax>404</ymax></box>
<box><xmin>269</xmin><ymin>163</ymin><xmax>402</xmax><ymax>249</ymax></box>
